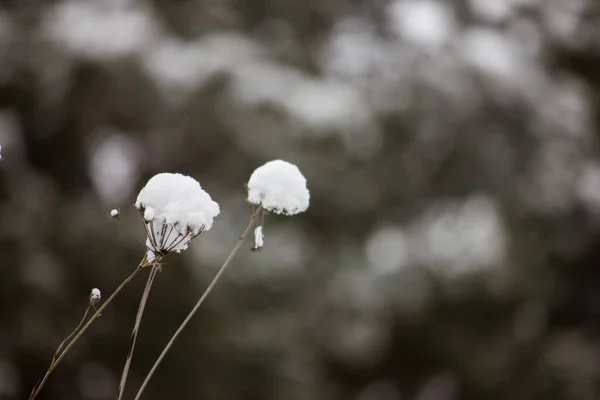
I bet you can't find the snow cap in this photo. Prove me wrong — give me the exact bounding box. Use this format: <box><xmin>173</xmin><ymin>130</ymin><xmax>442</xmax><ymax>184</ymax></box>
<box><xmin>136</xmin><ymin>173</ymin><xmax>220</xmax><ymax>260</ymax></box>
<box><xmin>110</xmin><ymin>209</ymin><xmax>119</xmax><ymax>218</ymax></box>
<box><xmin>251</xmin><ymin>225</ymin><xmax>264</xmax><ymax>251</ymax></box>
<box><xmin>90</xmin><ymin>288</ymin><xmax>101</xmax><ymax>304</ymax></box>
<box><xmin>247</xmin><ymin>160</ymin><xmax>309</xmax><ymax>215</ymax></box>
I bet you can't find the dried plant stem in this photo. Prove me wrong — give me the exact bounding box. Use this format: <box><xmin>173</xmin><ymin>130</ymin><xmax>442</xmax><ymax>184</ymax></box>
<box><xmin>133</xmin><ymin>209</ymin><xmax>261</xmax><ymax>400</ymax></box>
<box><xmin>52</xmin><ymin>305</ymin><xmax>90</xmax><ymax>364</ymax></box>
<box><xmin>29</xmin><ymin>263</ymin><xmax>146</xmax><ymax>400</ymax></box>
<box><xmin>116</xmin><ymin>265</ymin><xmax>159</xmax><ymax>400</ymax></box>
<box><xmin>29</xmin><ymin>305</ymin><xmax>91</xmax><ymax>397</ymax></box>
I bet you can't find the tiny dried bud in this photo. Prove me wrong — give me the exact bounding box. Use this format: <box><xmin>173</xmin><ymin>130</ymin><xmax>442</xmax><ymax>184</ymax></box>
<box><xmin>110</xmin><ymin>209</ymin><xmax>119</xmax><ymax>218</ymax></box>
<box><xmin>90</xmin><ymin>288</ymin><xmax>101</xmax><ymax>305</ymax></box>
<box><xmin>251</xmin><ymin>225</ymin><xmax>264</xmax><ymax>252</ymax></box>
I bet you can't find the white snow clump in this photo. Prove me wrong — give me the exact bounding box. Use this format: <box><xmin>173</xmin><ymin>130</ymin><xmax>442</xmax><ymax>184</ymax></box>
<box><xmin>252</xmin><ymin>225</ymin><xmax>264</xmax><ymax>251</ymax></box>
<box><xmin>135</xmin><ymin>173</ymin><xmax>220</xmax><ymax>262</ymax></box>
<box><xmin>90</xmin><ymin>288</ymin><xmax>101</xmax><ymax>304</ymax></box>
<box><xmin>110</xmin><ymin>209</ymin><xmax>119</xmax><ymax>218</ymax></box>
<box><xmin>247</xmin><ymin>160</ymin><xmax>310</xmax><ymax>215</ymax></box>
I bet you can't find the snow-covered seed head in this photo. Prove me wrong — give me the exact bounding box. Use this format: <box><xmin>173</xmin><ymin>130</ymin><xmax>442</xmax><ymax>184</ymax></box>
<box><xmin>251</xmin><ymin>225</ymin><xmax>264</xmax><ymax>252</ymax></box>
<box><xmin>247</xmin><ymin>160</ymin><xmax>309</xmax><ymax>215</ymax></box>
<box><xmin>135</xmin><ymin>173</ymin><xmax>220</xmax><ymax>262</ymax></box>
<box><xmin>110</xmin><ymin>209</ymin><xmax>119</xmax><ymax>218</ymax></box>
<box><xmin>90</xmin><ymin>288</ymin><xmax>101</xmax><ymax>305</ymax></box>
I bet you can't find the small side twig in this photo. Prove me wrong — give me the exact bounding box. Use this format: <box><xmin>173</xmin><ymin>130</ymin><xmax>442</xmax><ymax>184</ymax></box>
<box><xmin>29</xmin><ymin>262</ymin><xmax>147</xmax><ymax>400</ymax></box>
<box><xmin>29</xmin><ymin>305</ymin><xmax>91</xmax><ymax>397</ymax></box>
<box><xmin>133</xmin><ymin>208</ymin><xmax>262</xmax><ymax>400</ymax></box>
<box><xmin>52</xmin><ymin>305</ymin><xmax>90</xmax><ymax>365</ymax></box>
<box><xmin>116</xmin><ymin>264</ymin><xmax>160</xmax><ymax>400</ymax></box>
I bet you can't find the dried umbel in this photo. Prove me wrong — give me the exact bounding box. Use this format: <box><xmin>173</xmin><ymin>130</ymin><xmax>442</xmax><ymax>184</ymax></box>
<box><xmin>135</xmin><ymin>173</ymin><xmax>220</xmax><ymax>263</ymax></box>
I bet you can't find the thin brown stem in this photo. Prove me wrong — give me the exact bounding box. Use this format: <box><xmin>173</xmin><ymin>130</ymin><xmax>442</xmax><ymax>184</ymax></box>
<box><xmin>29</xmin><ymin>263</ymin><xmax>146</xmax><ymax>400</ymax></box>
<box><xmin>162</xmin><ymin>225</ymin><xmax>176</xmax><ymax>250</ymax></box>
<box><xmin>150</xmin><ymin>221</ymin><xmax>159</xmax><ymax>251</ymax></box>
<box><xmin>115</xmin><ymin>218</ymin><xmax>146</xmax><ymax>248</ymax></box>
<box><xmin>116</xmin><ymin>265</ymin><xmax>159</xmax><ymax>400</ymax></box>
<box><xmin>142</xmin><ymin>221</ymin><xmax>153</xmax><ymax>246</ymax></box>
<box><xmin>133</xmin><ymin>209</ymin><xmax>261</xmax><ymax>400</ymax></box>
<box><xmin>165</xmin><ymin>231</ymin><xmax>192</xmax><ymax>253</ymax></box>
<box><xmin>29</xmin><ymin>305</ymin><xmax>91</xmax><ymax>397</ymax></box>
<box><xmin>52</xmin><ymin>305</ymin><xmax>90</xmax><ymax>364</ymax></box>
<box><xmin>158</xmin><ymin>224</ymin><xmax>168</xmax><ymax>249</ymax></box>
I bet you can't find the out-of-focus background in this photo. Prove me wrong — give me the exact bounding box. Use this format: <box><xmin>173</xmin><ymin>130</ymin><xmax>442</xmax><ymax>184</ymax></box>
<box><xmin>1</xmin><ymin>0</ymin><xmax>600</xmax><ymax>399</ymax></box>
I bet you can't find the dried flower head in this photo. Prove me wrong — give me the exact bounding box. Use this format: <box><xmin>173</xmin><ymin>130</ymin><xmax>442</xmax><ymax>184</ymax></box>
<box><xmin>136</xmin><ymin>173</ymin><xmax>220</xmax><ymax>263</ymax></box>
<box><xmin>247</xmin><ymin>160</ymin><xmax>309</xmax><ymax>215</ymax></box>
<box><xmin>90</xmin><ymin>288</ymin><xmax>101</xmax><ymax>305</ymax></box>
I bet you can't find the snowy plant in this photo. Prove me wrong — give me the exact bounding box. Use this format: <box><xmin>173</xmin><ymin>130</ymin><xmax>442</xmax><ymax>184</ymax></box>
<box><xmin>90</xmin><ymin>288</ymin><xmax>101</xmax><ymax>305</ymax></box>
<box><xmin>112</xmin><ymin>173</ymin><xmax>221</xmax><ymax>399</ymax></box>
<box><xmin>245</xmin><ymin>160</ymin><xmax>309</xmax><ymax>252</ymax></box>
<box><xmin>135</xmin><ymin>173</ymin><xmax>220</xmax><ymax>263</ymax></box>
<box><xmin>32</xmin><ymin>163</ymin><xmax>311</xmax><ymax>400</ymax></box>
<box><xmin>247</xmin><ymin>160</ymin><xmax>310</xmax><ymax>215</ymax></box>
<box><xmin>130</xmin><ymin>161</ymin><xmax>311</xmax><ymax>399</ymax></box>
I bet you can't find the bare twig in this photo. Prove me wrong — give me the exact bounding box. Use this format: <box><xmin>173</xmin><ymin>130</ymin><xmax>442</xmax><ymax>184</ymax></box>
<box><xmin>29</xmin><ymin>305</ymin><xmax>91</xmax><ymax>397</ymax></box>
<box><xmin>133</xmin><ymin>208</ymin><xmax>262</xmax><ymax>400</ymax></box>
<box><xmin>52</xmin><ymin>305</ymin><xmax>90</xmax><ymax>364</ymax></box>
<box><xmin>29</xmin><ymin>262</ymin><xmax>147</xmax><ymax>400</ymax></box>
<box><xmin>116</xmin><ymin>265</ymin><xmax>159</xmax><ymax>400</ymax></box>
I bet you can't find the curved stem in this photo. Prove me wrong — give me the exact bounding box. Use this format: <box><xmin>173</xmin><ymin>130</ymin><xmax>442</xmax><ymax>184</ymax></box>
<box><xmin>29</xmin><ymin>263</ymin><xmax>146</xmax><ymax>400</ymax></box>
<box><xmin>30</xmin><ymin>305</ymin><xmax>91</xmax><ymax>397</ymax></box>
<box><xmin>116</xmin><ymin>265</ymin><xmax>159</xmax><ymax>400</ymax></box>
<box><xmin>133</xmin><ymin>209</ymin><xmax>261</xmax><ymax>400</ymax></box>
<box><xmin>52</xmin><ymin>305</ymin><xmax>90</xmax><ymax>364</ymax></box>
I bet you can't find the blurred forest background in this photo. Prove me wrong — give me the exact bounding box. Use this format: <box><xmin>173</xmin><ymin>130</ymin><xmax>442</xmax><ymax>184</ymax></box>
<box><xmin>1</xmin><ymin>0</ymin><xmax>600</xmax><ymax>399</ymax></box>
